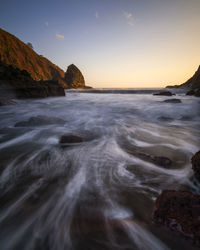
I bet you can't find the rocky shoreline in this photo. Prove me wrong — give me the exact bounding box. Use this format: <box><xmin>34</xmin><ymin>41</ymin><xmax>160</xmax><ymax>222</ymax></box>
<box><xmin>153</xmin><ymin>150</ymin><xmax>200</xmax><ymax>246</ymax></box>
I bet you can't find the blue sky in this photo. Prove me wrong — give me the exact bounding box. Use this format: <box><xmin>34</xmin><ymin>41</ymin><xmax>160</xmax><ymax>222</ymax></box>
<box><xmin>1</xmin><ymin>0</ymin><xmax>200</xmax><ymax>87</ymax></box>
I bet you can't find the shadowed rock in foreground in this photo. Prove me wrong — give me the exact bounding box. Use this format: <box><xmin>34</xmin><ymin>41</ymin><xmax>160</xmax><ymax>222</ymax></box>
<box><xmin>192</xmin><ymin>151</ymin><xmax>200</xmax><ymax>180</ymax></box>
<box><xmin>153</xmin><ymin>190</ymin><xmax>200</xmax><ymax>245</ymax></box>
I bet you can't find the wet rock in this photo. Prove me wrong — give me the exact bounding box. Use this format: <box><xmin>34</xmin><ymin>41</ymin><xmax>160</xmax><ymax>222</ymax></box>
<box><xmin>153</xmin><ymin>190</ymin><xmax>200</xmax><ymax>245</ymax></box>
<box><xmin>0</xmin><ymin>98</ymin><xmax>16</xmax><ymax>106</ymax></box>
<box><xmin>158</xmin><ymin>116</ymin><xmax>174</xmax><ymax>122</ymax></box>
<box><xmin>186</xmin><ymin>89</ymin><xmax>200</xmax><ymax>97</ymax></box>
<box><xmin>164</xmin><ymin>99</ymin><xmax>181</xmax><ymax>103</ymax></box>
<box><xmin>138</xmin><ymin>153</ymin><xmax>172</xmax><ymax>168</ymax></box>
<box><xmin>15</xmin><ymin>115</ymin><xmax>65</xmax><ymax>127</ymax></box>
<box><xmin>191</xmin><ymin>151</ymin><xmax>200</xmax><ymax>180</ymax></box>
<box><xmin>59</xmin><ymin>134</ymin><xmax>83</xmax><ymax>144</ymax></box>
<box><xmin>153</xmin><ymin>91</ymin><xmax>175</xmax><ymax>96</ymax></box>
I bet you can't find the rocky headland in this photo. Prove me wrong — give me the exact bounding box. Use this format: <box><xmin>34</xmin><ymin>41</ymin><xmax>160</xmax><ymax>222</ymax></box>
<box><xmin>0</xmin><ymin>27</ymin><xmax>91</xmax><ymax>101</ymax></box>
<box><xmin>166</xmin><ymin>65</ymin><xmax>200</xmax><ymax>97</ymax></box>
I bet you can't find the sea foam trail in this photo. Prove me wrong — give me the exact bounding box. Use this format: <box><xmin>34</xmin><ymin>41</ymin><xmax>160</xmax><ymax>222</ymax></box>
<box><xmin>0</xmin><ymin>90</ymin><xmax>200</xmax><ymax>250</ymax></box>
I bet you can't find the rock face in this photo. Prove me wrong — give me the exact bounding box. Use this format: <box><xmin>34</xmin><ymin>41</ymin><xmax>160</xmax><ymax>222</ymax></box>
<box><xmin>191</xmin><ymin>151</ymin><xmax>200</xmax><ymax>180</ymax></box>
<box><xmin>0</xmin><ymin>28</ymin><xmax>68</xmax><ymax>88</ymax></box>
<box><xmin>64</xmin><ymin>64</ymin><xmax>85</xmax><ymax>88</ymax></box>
<box><xmin>153</xmin><ymin>190</ymin><xmax>200</xmax><ymax>245</ymax></box>
<box><xmin>0</xmin><ymin>60</ymin><xmax>65</xmax><ymax>99</ymax></box>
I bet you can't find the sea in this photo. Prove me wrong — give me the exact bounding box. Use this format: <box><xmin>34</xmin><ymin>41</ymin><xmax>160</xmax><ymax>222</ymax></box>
<box><xmin>0</xmin><ymin>88</ymin><xmax>200</xmax><ymax>250</ymax></box>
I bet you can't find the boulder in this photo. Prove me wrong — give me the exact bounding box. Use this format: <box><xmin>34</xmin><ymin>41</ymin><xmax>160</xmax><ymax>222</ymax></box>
<box><xmin>153</xmin><ymin>91</ymin><xmax>174</xmax><ymax>96</ymax></box>
<box><xmin>163</xmin><ymin>99</ymin><xmax>181</xmax><ymax>103</ymax></box>
<box><xmin>153</xmin><ymin>190</ymin><xmax>200</xmax><ymax>245</ymax></box>
<box><xmin>64</xmin><ymin>64</ymin><xmax>85</xmax><ymax>88</ymax></box>
<box><xmin>59</xmin><ymin>134</ymin><xmax>83</xmax><ymax>144</ymax></box>
<box><xmin>191</xmin><ymin>151</ymin><xmax>200</xmax><ymax>180</ymax></box>
<box><xmin>15</xmin><ymin>115</ymin><xmax>65</xmax><ymax>127</ymax></box>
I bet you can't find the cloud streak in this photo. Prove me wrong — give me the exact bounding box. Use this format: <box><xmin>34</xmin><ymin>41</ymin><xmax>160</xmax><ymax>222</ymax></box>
<box><xmin>124</xmin><ymin>11</ymin><xmax>134</xmax><ymax>26</ymax></box>
<box><xmin>56</xmin><ymin>33</ymin><xmax>64</xmax><ymax>39</ymax></box>
<box><xmin>95</xmin><ymin>11</ymin><xmax>99</xmax><ymax>19</ymax></box>
<box><xmin>45</xmin><ymin>21</ymin><xmax>48</xmax><ymax>27</ymax></box>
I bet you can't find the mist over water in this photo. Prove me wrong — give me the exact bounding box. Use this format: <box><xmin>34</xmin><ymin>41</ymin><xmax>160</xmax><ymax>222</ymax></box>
<box><xmin>0</xmin><ymin>89</ymin><xmax>200</xmax><ymax>250</ymax></box>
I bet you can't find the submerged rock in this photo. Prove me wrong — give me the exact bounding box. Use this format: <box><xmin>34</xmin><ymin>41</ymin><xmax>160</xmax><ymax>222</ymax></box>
<box><xmin>138</xmin><ymin>153</ymin><xmax>172</xmax><ymax>168</ymax></box>
<box><xmin>153</xmin><ymin>91</ymin><xmax>174</xmax><ymax>96</ymax></box>
<box><xmin>15</xmin><ymin>115</ymin><xmax>65</xmax><ymax>127</ymax></box>
<box><xmin>163</xmin><ymin>99</ymin><xmax>181</xmax><ymax>103</ymax></box>
<box><xmin>191</xmin><ymin>151</ymin><xmax>200</xmax><ymax>180</ymax></box>
<box><xmin>59</xmin><ymin>134</ymin><xmax>83</xmax><ymax>144</ymax></box>
<box><xmin>153</xmin><ymin>190</ymin><xmax>200</xmax><ymax>245</ymax></box>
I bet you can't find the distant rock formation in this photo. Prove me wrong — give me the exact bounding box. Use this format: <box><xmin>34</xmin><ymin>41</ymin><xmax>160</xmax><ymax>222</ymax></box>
<box><xmin>64</xmin><ymin>64</ymin><xmax>85</xmax><ymax>88</ymax></box>
<box><xmin>0</xmin><ymin>60</ymin><xmax>65</xmax><ymax>99</ymax></box>
<box><xmin>166</xmin><ymin>65</ymin><xmax>200</xmax><ymax>90</ymax></box>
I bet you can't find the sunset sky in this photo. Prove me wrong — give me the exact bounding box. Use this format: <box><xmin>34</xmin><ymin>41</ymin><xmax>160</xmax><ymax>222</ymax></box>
<box><xmin>1</xmin><ymin>0</ymin><xmax>200</xmax><ymax>88</ymax></box>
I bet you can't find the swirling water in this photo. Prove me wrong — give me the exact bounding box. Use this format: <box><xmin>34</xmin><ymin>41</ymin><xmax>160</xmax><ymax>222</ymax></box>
<box><xmin>0</xmin><ymin>89</ymin><xmax>200</xmax><ymax>250</ymax></box>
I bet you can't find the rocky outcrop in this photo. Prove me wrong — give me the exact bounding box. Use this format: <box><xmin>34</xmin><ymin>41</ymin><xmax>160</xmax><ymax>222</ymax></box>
<box><xmin>0</xmin><ymin>60</ymin><xmax>65</xmax><ymax>99</ymax></box>
<box><xmin>153</xmin><ymin>91</ymin><xmax>174</xmax><ymax>96</ymax></box>
<box><xmin>153</xmin><ymin>190</ymin><xmax>200</xmax><ymax>245</ymax></box>
<box><xmin>191</xmin><ymin>151</ymin><xmax>200</xmax><ymax>180</ymax></box>
<box><xmin>64</xmin><ymin>64</ymin><xmax>85</xmax><ymax>88</ymax></box>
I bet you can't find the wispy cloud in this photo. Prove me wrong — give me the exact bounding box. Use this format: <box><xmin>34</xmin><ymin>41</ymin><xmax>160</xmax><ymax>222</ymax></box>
<box><xmin>45</xmin><ymin>21</ymin><xmax>49</xmax><ymax>27</ymax></box>
<box><xmin>123</xmin><ymin>11</ymin><xmax>134</xmax><ymax>26</ymax></box>
<box><xmin>95</xmin><ymin>11</ymin><xmax>99</xmax><ymax>19</ymax></box>
<box><xmin>56</xmin><ymin>33</ymin><xmax>64</xmax><ymax>39</ymax></box>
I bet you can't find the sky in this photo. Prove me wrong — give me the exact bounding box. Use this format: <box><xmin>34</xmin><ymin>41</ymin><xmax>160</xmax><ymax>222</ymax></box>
<box><xmin>0</xmin><ymin>0</ymin><xmax>200</xmax><ymax>88</ymax></box>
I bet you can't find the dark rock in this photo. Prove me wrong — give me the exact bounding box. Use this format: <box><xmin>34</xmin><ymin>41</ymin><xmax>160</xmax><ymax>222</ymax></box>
<box><xmin>153</xmin><ymin>190</ymin><xmax>200</xmax><ymax>245</ymax></box>
<box><xmin>153</xmin><ymin>91</ymin><xmax>174</xmax><ymax>96</ymax></box>
<box><xmin>59</xmin><ymin>135</ymin><xmax>83</xmax><ymax>144</ymax></box>
<box><xmin>138</xmin><ymin>153</ymin><xmax>172</xmax><ymax>168</ymax></box>
<box><xmin>191</xmin><ymin>151</ymin><xmax>200</xmax><ymax>180</ymax></box>
<box><xmin>186</xmin><ymin>90</ymin><xmax>195</xmax><ymax>96</ymax></box>
<box><xmin>186</xmin><ymin>89</ymin><xmax>200</xmax><ymax>97</ymax></box>
<box><xmin>64</xmin><ymin>64</ymin><xmax>85</xmax><ymax>88</ymax></box>
<box><xmin>15</xmin><ymin>115</ymin><xmax>65</xmax><ymax>127</ymax></box>
<box><xmin>164</xmin><ymin>99</ymin><xmax>181</xmax><ymax>103</ymax></box>
<box><xmin>158</xmin><ymin>116</ymin><xmax>173</xmax><ymax>122</ymax></box>
<box><xmin>0</xmin><ymin>98</ymin><xmax>16</xmax><ymax>106</ymax></box>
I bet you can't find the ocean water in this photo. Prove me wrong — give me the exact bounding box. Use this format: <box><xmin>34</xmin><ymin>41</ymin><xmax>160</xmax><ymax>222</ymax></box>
<box><xmin>0</xmin><ymin>89</ymin><xmax>200</xmax><ymax>250</ymax></box>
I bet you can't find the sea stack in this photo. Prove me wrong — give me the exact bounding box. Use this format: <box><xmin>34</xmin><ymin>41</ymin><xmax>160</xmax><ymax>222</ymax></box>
<box><xmin>65</xmin><ymin>64</ymin><xmax>85</xmax><ymax>88</ymax></box>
